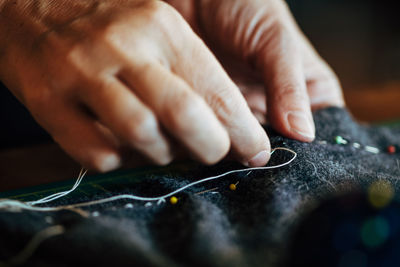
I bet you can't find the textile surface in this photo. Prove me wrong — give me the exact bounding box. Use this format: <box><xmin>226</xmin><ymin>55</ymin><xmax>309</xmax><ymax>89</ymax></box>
<box><xmin>1</xmin><ymin>107</ymin><xmax>400</xmax><ymax>267</ymax></box>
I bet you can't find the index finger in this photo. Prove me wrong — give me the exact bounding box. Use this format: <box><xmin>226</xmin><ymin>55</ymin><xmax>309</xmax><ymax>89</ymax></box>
<box><xmin>174</xmin><ymin>34</ymin><xmax>271</xmax><ymax>167</ymax></box>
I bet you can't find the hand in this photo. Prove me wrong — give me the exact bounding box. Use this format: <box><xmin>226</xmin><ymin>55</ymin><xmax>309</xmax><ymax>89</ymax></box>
<box><xmin>0</xmin><ymin>0</ymin><xmax>271</xmax><ymax>172</ymax></box>
<box><xmin>167</xmin><ymin>0</ymin><xmax>345</xmax><ymax>140</ymax></box>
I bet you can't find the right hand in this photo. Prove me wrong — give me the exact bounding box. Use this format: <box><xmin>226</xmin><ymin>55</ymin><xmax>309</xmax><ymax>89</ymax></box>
<box><xmin>0</xmin><ymin>0</ymin><xmax>271</xmax><ymax>172</ymax></box>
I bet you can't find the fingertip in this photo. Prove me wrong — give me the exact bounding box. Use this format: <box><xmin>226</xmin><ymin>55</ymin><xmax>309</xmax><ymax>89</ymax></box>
<box><xmin>239</xmin><ymin>125</ymin><xmax>271</xmax><ymax>167</ymax></box>
<box><xmin>286</xmin><ymin>111</ymin><xmax>315</xmax><ymax>142</ymax></box>
<box><xmin>92</xmin><ymin>153</ymin><xmax>122</xmax><ymax>173</ymax></box>
<box><xmin>244</xmin><ymin>149</ymin><xmax>271</xmax><ymax>167</ymax></box>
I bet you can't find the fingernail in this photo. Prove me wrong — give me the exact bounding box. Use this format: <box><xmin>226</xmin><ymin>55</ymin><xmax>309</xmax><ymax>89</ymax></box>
<box><xmin>287</xmin><ymin>111</ymin><xmax>315</xmax><ymax>140</ymax></box>
<box><xmin>100</xmin><ymin>154</ymin><xmax>121</xmax><ymax>172</ymax></box>
<box><xmin>245</xmin><ymin>150</ymin><xmax>270</xmax><ymax>167</ymax></box>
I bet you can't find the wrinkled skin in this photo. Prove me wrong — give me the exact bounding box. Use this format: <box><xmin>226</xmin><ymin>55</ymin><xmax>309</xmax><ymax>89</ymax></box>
<box><xmin>0</xmin><ymin>0</ymin><xmax>344</xmax><ymax>172</ymax></box>
<box><xmin>167</xmin><ymin>0</ymin><xmax>344</xmax><ymax>124</ymax></box>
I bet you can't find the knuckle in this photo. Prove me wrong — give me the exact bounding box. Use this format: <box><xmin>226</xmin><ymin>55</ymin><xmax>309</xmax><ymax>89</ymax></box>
<box><xmin>143</xmin><ymin>0</ymin><xmax>175</xmax><ymax>24</ymax></box>
<box><xmin>163</xmin><ymin>90</ymin><xmax>230</xmax><ymax>165</ymax></box>
<box><xmin>64</xmin><ymin>45</ymin><xmax>88</xmax><ymax>72</ymax></box>
<box><xmin>164</xmin><ymin>92</ymin><xmax>200</xmax><ymax>133</ymax></box>
<box><xmin>126</xmin><ymin>111</ymin><xmax>158</xmax><ymax>144</ymax></box>
<box><xmin>206</xmin><ymin>89</ymin><xmax>237</xmax><ymax>123</ymax></box>
<box><xmin>258</xmin><ymin>20</ymin><xmax>286</xmax><ymax>52</ymax></box>
<box><xmin>98</xmin><ymin>23</ymin><xmax>118</xmax><ymax>43</ymax></box>
<box><xmin>99</xmin><ymin>20</ymin><xmax>128</xmax><ymax>48</ymax></box>
<box><xmin>276</xmin><ymin>84</ymin><xmax>308</xmax><ymax>103</ymax></box>
<box><xmin>141</xmin><ymin>0</ymin><xmax>186</xmax><ymax>35</ymax></box>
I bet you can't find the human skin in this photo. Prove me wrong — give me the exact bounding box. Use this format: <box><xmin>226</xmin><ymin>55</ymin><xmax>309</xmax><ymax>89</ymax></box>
<box><xmin>166</xmin><ymin>0</ymin><xmax>344</xmax><ymax>123</ymax></box>
<box><xmin>0</xmin><ymin>0</ymin><xmax>344</xmax><ymax>172</ymax></box>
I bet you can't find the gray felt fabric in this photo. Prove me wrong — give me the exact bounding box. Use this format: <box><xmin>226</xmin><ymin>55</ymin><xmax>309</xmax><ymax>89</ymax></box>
<box><xmin>0</xmin><ymin>107</ymin><xmax>400</xmax><ymax>267</ymax></box>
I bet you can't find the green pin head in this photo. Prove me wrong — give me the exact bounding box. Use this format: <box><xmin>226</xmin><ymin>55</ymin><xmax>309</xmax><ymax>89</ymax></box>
<box><xmin>335</xmin><ymin>135</ymin><xmax>344</xmax><ymax>144</ymax></box>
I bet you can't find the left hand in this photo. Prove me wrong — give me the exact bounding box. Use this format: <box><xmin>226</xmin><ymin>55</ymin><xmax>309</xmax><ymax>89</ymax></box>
<box><xmin>166</xmin><ymin>0</ymin><xmax>345</xmax><ymax>141</ymax></box>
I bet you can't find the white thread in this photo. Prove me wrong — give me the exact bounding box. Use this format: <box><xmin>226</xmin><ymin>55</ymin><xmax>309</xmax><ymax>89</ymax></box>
<box><xmin>0</xmin><ymin>147</ymin><xmax>296</xmax><ymax>212</ymax></box>
<box><xmin>26</xmin><ymin>168</ymin><xmax>88</xmax><ymax>206</ymax></box>
<box><xmin>157</xmin><ymin>199</ymin><xmax>166</xmax><ymax>205</ymax></box>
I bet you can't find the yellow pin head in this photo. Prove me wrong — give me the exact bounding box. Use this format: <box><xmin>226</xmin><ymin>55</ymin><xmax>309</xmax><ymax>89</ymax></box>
<box><xmin>170</xmin><ymin>196</ymin><xmax>178</xmax><ymax>205</ymax></box>
<box><xmin>229</xmin><ymin>184</ymin><xmax>237</xmax><ymax>191</ymax></box>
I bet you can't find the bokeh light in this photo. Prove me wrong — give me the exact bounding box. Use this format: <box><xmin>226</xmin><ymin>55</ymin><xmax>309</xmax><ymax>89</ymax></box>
<box><xmin>368</xmin><ymin>180</ymin><xmax>394</xmax><ymax>209</ymax></box>
<box><xmin>361</xmin><ymin>216</ymin><xmax>390</xmax><ymax>248</ymax></box>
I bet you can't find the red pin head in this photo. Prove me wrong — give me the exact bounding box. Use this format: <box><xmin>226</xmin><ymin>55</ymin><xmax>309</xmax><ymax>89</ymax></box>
<box><xmin>387</xmin><ymin>145</ymin><xmax>396</xmax><ymax>154</ymax></box>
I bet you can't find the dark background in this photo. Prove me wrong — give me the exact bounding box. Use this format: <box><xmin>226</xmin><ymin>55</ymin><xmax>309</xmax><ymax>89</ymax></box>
<box><xmin>289</xmin><ymin>0</ymin><xmax>400</xmax><ymax>87</ymax></box>
<box><xmin>288</xmin><ymin>0</ymin><xmax>400</xmax><ymax>123</ymax></box>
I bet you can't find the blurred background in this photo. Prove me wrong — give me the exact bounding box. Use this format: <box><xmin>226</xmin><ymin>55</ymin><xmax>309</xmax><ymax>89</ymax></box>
<box><xmin>0</xmin><ymin>0</ymin><xmax>399</xmax><ymax>190</ymax></box>
<box><xmin>288</xmin><ymin>0</ymin><xmax>400</xmax><ymax>122</ymax></box>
